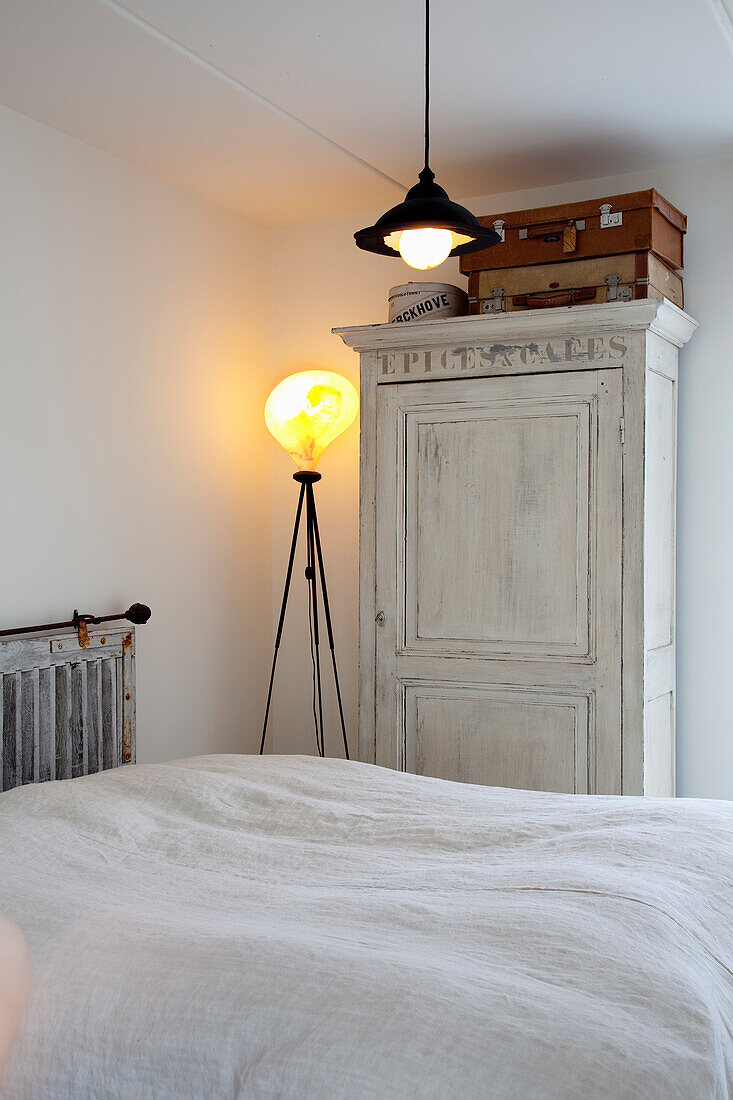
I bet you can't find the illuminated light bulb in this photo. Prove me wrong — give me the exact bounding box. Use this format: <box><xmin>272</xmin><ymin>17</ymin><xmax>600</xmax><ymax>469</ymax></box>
<box><xmin>265</xmin><ymin>370</ymin><xmax>359</xmax><ymax>472</ymax></box>
<box><xmin>397</xmin><ymin>227</ymin><xmax>453</xmax><ymax>270</ymax></box>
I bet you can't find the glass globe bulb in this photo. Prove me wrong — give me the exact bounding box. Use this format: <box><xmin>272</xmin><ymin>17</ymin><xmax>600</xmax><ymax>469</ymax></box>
<box><xmin>397</xmin><ymin>227</ymin><xmax>453</xmax><ymax>270</ymax></box>
<box><xmin>264</xmin><ymin>370</ymin><xmax>359</xmax><ymax>471</ymax></box>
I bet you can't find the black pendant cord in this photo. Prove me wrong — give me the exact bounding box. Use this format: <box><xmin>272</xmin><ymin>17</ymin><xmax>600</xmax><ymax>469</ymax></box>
<box><xmin>424</xmin><ymin>0</ymin><xmax>430</xmax><ymax>171</ymax></box>
<box><xmin>260</xmin><ymin>476</ymin><xmax>349</xmax><ymax>760</ymax></box>
<box><xmin>354</xmin><ymin>0</ymin><xmax>502</xmax><ymax>256</ymax></box>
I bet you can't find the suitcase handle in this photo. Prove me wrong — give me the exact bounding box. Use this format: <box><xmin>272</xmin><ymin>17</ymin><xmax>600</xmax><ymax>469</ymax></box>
<box><xmin>512</xmin><ymin>287</ymin><xmax>596</xmax><ymax>309</ymax></box>
<box><xmin>525</xmin><ymin>220</ymin><xmax>570</xmax><ymax>239</ymax></box>
<box><xmin>524</xmin><ymin>219</ymin><xmax>578</xmax><ymax>253</ymax></box>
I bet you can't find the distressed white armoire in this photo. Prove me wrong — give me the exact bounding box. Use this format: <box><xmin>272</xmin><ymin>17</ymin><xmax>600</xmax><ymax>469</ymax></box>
<box><xmin>336</xmin><ymin>299</ymin><xmax>697</xmax><ymax>796</ymax></box>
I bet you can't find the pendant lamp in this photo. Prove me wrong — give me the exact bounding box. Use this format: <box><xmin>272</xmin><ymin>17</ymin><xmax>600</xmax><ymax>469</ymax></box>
<box><xmin>355</xmin><ymin>0</ymin><xmax>501</xmax><ymax>269</ymax></box>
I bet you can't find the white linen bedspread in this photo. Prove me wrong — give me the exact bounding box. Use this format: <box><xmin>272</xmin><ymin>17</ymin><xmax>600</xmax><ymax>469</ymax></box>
<box><xmin>1</xmin><ymin>754</ymin><xmax>731</xmax><ymax>1099</ymax></box>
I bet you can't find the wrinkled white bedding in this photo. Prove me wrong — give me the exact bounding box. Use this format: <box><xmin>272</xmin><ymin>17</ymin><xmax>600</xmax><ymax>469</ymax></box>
<box><xmin>0</xmin><ymin>754</ymin><xmax>731</xmax><ymax>1099</ymax></box>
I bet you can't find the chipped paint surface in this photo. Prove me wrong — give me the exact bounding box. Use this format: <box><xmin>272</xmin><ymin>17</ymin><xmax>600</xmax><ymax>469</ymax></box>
<box><xmin>0</xmin><ymin>627</ymin><xmax>137</xmax><ymax>789</ymax></box>
<box><xmin>121</xmin><ymin>632</ymin><xmax>134</xmax><ymax>764</ymax></box>
<box><xmin>377</xmin><ymin>334</ymin><xmax>628</xmax><ymax>379</ymax></box>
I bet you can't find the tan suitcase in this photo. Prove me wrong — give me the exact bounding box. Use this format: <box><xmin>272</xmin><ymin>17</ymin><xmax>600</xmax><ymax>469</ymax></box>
<box><xmin>460</xmin><ymin>189</ymin><xmax>686</xmax><ymax>275</ymax></box>
<box><xmin>468</xmin><ymin>252</ymin><xmax>683</xmax><ymax>315</ymax></box>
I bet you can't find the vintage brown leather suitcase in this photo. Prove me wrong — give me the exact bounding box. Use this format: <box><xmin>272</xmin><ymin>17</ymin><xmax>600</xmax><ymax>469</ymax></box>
<box><xmin>468</xmin><ymin>252</ymin><xmax>683</xmax><ymax>315</ymax></box>
<box><xmin>459</xmin><ymin>190</ymin><xmax>686</xmax><ymax>275</ymax></box>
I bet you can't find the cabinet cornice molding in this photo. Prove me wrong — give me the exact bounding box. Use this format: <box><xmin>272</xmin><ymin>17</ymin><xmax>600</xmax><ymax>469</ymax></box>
<box><xmin>334</xmin><ymin>298</ymin><xmax>698</xmax><ymax>351</ymax></box>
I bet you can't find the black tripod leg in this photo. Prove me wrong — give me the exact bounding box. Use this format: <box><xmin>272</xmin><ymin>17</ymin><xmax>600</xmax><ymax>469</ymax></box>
<box><xmin>260</xmin><ymin>483</ymin><xmax>306</xmax><ymax>754</ymax></box>
<box><xmin>309</xmin><ymin>488</ymin><xmax>350</xmax><ymax>761</ymax></box>
<box><xmin>306</xmin><ymin>485</ymin><xmax>326</xmax><ymax>757</ymax></box>
<box><xmin>304</xmin><ymin>493</ymin><xmax>319</xmax><ymax>754</ymax></box>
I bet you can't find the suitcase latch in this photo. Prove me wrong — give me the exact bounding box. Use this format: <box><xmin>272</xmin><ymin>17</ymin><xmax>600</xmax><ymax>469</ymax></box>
<box><xmin>605</xmin><ymin>274</ymin><xmax>632</xmax><ymax>302</ymax></box>
<box><xmin>481</xmin><ymin>287</ymin><xmax>506</xmax><ymax>314</ymax></box>
<box><xmin>600</xmin><ymin>203</ymin><xmax>623</xmax><ymax>228</ymax></box>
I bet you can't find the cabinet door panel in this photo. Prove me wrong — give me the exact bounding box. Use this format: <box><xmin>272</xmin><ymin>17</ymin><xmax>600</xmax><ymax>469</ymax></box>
<box><xmin>404</xmin><ymin>681</ymin><xmax>591</xmax><ymax>794</ymax></box>
<box><xmin>408</xmin><ymin>399</ymin><xmax>590</xmax><ymax>657</ymax></box>
<box><xmin>376</xmin><ymin>369</ymin><xmax>623</xmax><ymax>794</ymax></box>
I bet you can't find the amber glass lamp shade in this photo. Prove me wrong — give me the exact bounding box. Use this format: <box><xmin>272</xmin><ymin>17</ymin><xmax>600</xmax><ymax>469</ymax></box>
<box><xmin>264</xmin><ymin>370</ymin><xmax>359</xmax><ymax>472</ymax></box>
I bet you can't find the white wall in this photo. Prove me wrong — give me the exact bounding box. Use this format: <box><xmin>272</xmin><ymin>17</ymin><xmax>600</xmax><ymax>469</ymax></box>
<box><xmin>270</xmin><ymin>154</ymin><xmax>733</xmax><ymax>800</ymax></box>
<box><xmin>0</xmin><ymin>106</ymin><xmax>273</xmax><ymax>763</ymax></box>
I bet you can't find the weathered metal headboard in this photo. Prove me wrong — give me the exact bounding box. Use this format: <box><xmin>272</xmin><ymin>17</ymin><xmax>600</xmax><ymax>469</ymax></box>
<box><xmin>0</xmin><ymin>628</ymin><xmax>136</xmax><ymax>792</ymax></box>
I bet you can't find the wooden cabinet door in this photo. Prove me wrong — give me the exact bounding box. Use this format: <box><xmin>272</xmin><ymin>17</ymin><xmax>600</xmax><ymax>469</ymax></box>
<box><xmin>375</xmin><ymin>369</ymin><xmax>623</xmax><ymax>794</ymax></box>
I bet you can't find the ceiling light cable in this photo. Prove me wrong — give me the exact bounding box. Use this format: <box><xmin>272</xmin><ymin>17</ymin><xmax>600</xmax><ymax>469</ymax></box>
<box><xmin>355</xmin><ymin>0</ymin><xmax>501</xmax><ymax>266</ymax></box>
<box><xmin>424</xmin><ymin>0</ymin><xmax>430</xmax><ymax>170</ymax></box>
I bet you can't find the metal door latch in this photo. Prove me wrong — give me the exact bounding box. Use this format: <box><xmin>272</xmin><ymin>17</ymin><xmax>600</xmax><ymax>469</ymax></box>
<box><xmin>375</xmin><ymin>611</ymin><xmax>385</xmax><ymax>625</ymax></box>
<box><xmin>481</xmin><ymin>287</ymin><xmax>506</xmax><ymax>313</ymax></box>
<box><xmin>605</xmin><ymin>274</ymin><xmax>632</xmax><ymax>302</ymax></box>
<box><xmin>600</xmin><ymin>203</ymin><xmax>623</xmax><ymax>228</ymax></box>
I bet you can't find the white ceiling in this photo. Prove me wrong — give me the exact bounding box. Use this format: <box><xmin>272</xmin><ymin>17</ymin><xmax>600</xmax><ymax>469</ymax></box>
<box><xmin>1</xmin><ymin>0</ymin><xmax>732</xmax><ymax>225</ymax></box>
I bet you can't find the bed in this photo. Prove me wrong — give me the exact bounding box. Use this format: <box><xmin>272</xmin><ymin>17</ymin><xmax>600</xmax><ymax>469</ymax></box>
<box><xmin>1</xmin><ymin>754</ymin><xmax>731</xmax><ymax>1098</ymax></box>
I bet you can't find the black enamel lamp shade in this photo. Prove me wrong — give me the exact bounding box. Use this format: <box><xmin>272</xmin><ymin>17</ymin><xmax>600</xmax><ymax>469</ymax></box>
<box><xmin>355</xmin><ymin>166</ymin><xmax>501</xmax><ymax>260</ymax></box>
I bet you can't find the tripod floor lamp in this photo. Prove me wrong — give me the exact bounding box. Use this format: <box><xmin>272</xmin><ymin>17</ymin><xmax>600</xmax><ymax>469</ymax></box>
<box><xmin>260</xmin><ymin>370</ymin><xmax>359</xmax><ymax>759</ymax></box>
